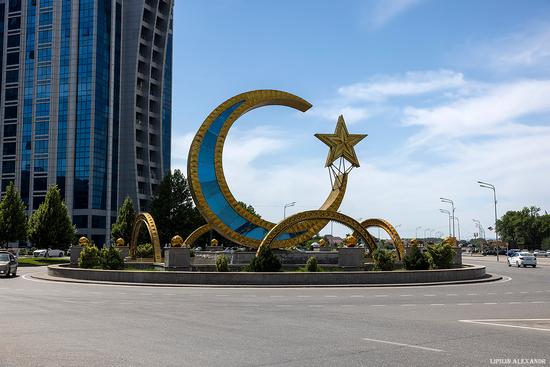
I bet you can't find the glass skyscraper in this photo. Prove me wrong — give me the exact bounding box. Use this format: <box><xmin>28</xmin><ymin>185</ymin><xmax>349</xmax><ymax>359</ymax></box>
<box><xmin>0</xmin><ymin>0</ymin><xmax>173</xmax><ymax>246</ymax></box>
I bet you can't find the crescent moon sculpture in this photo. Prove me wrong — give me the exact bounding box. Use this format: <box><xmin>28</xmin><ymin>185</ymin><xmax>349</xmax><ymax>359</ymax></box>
<box><xmin>186</xmin><ymin>90</ymin><xmax>348</xmax><ymax>249</ymax></box>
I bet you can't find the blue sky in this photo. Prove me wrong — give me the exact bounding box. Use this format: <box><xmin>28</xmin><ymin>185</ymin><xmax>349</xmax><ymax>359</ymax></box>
<box><xmin>170</xmin><ymin>0</ymin><xmax>550</xmax><ymax>240</ymax></box>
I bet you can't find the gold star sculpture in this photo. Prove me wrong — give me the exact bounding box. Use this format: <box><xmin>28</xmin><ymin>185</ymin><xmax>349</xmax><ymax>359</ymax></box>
<box><xmin>315</xmin><ymin>115</ymin><xmax>367</xmax><ymax>168</ymax></box>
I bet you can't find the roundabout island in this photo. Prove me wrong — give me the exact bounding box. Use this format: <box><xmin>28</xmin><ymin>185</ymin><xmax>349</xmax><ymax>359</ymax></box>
<box><xmin>51</xmin><ymin>90</ymin><xmax>492</xmax><ymax>287</ymax></box>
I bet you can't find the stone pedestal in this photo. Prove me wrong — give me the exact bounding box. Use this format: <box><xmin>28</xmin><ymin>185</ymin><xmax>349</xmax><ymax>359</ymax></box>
<box><xmin>452</xmin><ymin>246</ymin><xmax>462</xmax><ymax>267</ymax></box>
<box><xmin>70</xmin><ymin>246</ymin><xmax>83</xmax><ymax>266</ymax></box>
<box><xmin>117</xmin><ymin>246</ymin><xmax>129</xmax><ymax>259</ymax></box>
<box><xmin>230</xmin><ymin>252</ymin><xmax>256</xmax><ymax>265</ymax></box>
<box><xmin>164</xmin><ymin>247</ymin><xmax>190</xmax><ymax>270</ymax></box>
<box><xmin>338</xmin><ymin>247</ymin><xmax>364</xmax><ymax>268</ymax></box>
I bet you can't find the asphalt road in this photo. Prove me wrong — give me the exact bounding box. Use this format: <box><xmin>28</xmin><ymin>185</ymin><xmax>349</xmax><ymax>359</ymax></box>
<box><xmin>2</xmin><ymin>256</ymin><xmax>549</xmax><ymax>367</ymax></box>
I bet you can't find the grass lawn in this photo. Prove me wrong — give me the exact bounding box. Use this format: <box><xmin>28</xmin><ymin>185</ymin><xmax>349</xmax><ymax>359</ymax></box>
<box><xmin>17</xmin><ymin>257</ymin><xmax>70</xmax><ymax>267</ymax></box>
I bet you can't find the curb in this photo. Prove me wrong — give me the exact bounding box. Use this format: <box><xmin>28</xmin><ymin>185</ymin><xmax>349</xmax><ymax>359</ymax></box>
<box><xmin>31</xmin><ymin>272</ymin><xmax>503</xmax><ymax>288</ymax></box>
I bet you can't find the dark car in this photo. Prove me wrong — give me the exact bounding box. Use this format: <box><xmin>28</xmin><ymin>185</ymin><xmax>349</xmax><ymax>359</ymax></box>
<box><xmin>0</xmin><ymin>251</ymin><xmax>18</xmax><ymax>277</ymax></box>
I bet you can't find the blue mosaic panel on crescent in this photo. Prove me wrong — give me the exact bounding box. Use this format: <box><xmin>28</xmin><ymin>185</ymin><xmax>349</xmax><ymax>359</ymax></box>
<box><xmin>197</xmin><ymin>101</ymin><xmax>301</xmax><ymax>241</ymax></box>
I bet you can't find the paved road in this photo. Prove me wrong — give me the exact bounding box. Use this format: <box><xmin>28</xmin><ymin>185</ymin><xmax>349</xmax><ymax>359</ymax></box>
<box><xmin>2</xmin><ymin>257</ymin><xmax>549</xmax><ymax>367</ymax></box>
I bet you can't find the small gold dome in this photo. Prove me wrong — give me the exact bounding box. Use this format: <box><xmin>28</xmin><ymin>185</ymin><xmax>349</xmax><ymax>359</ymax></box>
<box><xmin>171</xmin><ymin>235</ymin><xmax>184</xmax><ymax>247</ymax></box>
<box><xmin>210</xmin><ymin>238</ymin><xmax>219</xmax><ymax>247</ymax></box>
<box><xmin>115</xmin><ymin>238</ymin><xmax>125</xmax><ymax>246</ymax></box>
<box><xmin>79</xmin><ymin>236</ymin><xmax>90</xmax><ymax>247</ymax></box>
<box><xmin>344</xmin><ymin>234</ymin><xmax>357</xmax><ymax>247</ymax></box>
<box><xmin>319</xmin><ymin>238</ymin><xmax>326</xmax><ymax>247</ymax></box>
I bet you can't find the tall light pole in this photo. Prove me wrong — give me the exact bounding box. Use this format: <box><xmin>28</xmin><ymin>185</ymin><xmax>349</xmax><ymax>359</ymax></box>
<box><xmin>439</xmin><ymin>209</ymin><xmax>451</xmax><ymax>237</ymax></box>
<box><xmin>478</xmin><ymin>180</ymin><xmax>499</xmax><ymax>261</ymax></box>
<box><xmin>454</xmin><ymin>216</ymin><xmax>461</xmax><ymax>242</ymax></box>
<box><xmin>440</xmin><ymin>197</ymin><xmax>455</xmax><ymax>238</ymax></box>
<box><xmin>283</xmin><ymin>201</ymin><xmax>296</xmax><ymax>219</ymax></box>
<box><xmin>415</xmin><ymin>226</ymin><xmax>422</xmax><ymax>239</ymax></box>
<box><xmin>473</xmin><ymin>219</ymin><xmax>485</xmax><ymax>254</ymax></box>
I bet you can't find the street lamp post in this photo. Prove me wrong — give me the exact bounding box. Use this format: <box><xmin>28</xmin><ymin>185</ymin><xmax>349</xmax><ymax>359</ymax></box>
<box><xmin>283</xmin><ymin>201</ymin><xmax>296</xmax><ymax>219</ymax></box>
<box><xmin>454</xmin><ymin>216</ymin><xmax>461</xmax><ymax>242</ymax></box>
<box><xmin>473</xmin><ymin>219</ymin><xmax>485</xmax><ymax>253</ymax></box>
<box><xmin>440</xmin><ymin>197</ymin><xmax>455</xmax><ymax>238</ymax></box>
<box><xmin>439</xmin><ymin>209</ymin><xmax>451</xmax><ymax>237</ymax></box>
<box><xmin>478</xmin><ymin>181</ymin><xmax>499</xmax><ymax>262</ymax></box>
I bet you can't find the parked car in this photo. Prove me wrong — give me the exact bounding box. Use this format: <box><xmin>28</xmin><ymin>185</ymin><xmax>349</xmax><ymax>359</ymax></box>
<box><xmin>33</xmin><ymin>249</ymin><xmax>65</xmax><ymax>257</ymax></box>
<box><xmin>0</xmin><ymin>251</ymin><xmax>18</xmax><ymax>277</ymax></box>
<box><xmin>507</xmin><ymin>251</ymin><xmax>536</xmax><ymax>268</ymax></box>
<box><xmin>547</xmin><ymin>250</ymin><xmax>550</xmax><ymax>256</ymax></box>
<box><xmin>533</xmin><ymin>250</ymin><xmax>547</xmax><ymax>257</ymax></box>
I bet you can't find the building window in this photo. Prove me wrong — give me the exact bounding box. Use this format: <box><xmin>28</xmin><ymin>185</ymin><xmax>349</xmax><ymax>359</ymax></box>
<box><xmin>91</xmin><ymin>216</ymin><xmax>106</xmax><ymax>229</ymax></box>
<box><xmin>73</xmin><ymin>215</ymin><xmax>88</xmax><ymax>228</ymax></box>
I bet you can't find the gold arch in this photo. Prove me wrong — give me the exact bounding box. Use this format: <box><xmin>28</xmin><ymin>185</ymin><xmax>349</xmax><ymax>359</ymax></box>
<box><xmin>130</xmin><ymin>212</ymin><xmax>162</xmax><ymax>263</ymax></box>
<box><xmin>187</xmin><ymin>90</ymin><xmax>348</xmax><ymax>249</ymax></box>
<box><xmin>356</xmin><ymin>218</ymin><xmax>405</xmax><ymax>260</ymax></box>
<box><xmin>257</xmin><ymin>210</ymin><xmax>376</xmax><ymax>255</ymax></box>
<box><xmin>183</xmin><ymin>224</ymin><xmax>212</xmax><ymax>248</ymax></box>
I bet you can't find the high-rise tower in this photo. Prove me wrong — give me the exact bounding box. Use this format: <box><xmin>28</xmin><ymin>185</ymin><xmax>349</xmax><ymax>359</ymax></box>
<box><xmin>0</xmin><ymin>0</ymin><xmax>174</xmax><ymax>246</ymax></box>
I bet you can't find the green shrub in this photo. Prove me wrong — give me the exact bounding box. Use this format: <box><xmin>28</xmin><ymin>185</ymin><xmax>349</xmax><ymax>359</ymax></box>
<box><xmin>426</xmin><ymin>243</ymin><xmax>455</xmax><ymax>269</ymax></box>
<box><xmin>403</xmin><ymin>244</ymin><xmax>430</xmax><ymax>270</ymax></box>
<box><xmin>216</xmin><ymin>255</ymin><xmax>229</xmax><ymax>272</ymax></box>
<box><xmin>305</xmin><ymin>256</ymin><xmax>320</xmax><ymax>272</ymax></box>
<box><xmin>372</xmin><ymin>248</ymin><xmax>396</xmax><ymax>271</ymax></box>
<box><xmin>101</xmin><ymin>246</ymin><xmax>125</xmax><ymax>270</ymax></box>
<box><xmin>136</xmin><ymin>243</ymin><xmax>154</xmax><ymax>258</ymax></box>
<box><xmin>78</xmin><ymin>245</ymin><xmax>101</xmax><ymax>269</ymax></box>
<box><xmin>246</xmin><ymin>246</ymin><xmax>281</xmax><ymax>272</ymax></box>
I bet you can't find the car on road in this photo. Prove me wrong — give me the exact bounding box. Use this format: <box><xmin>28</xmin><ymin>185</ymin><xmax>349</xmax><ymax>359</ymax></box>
<box><xmin>0</xmin><ymin>251</ymin><xmax>18</xmax><ymax>277</ymax></box>
<box><xmin>507</xmin><ymin>251</ymin><xmax>536</xmax><ymax>268</ymax></box>
<box><xmin>533</xmin><ymin>250</ymin><xmax>547</xmax><ymax>257</ymax></box>
<box><xmin>33</xmin><ymin>249</ymin><xmax>65</xmax><ymax>257</ymax></box>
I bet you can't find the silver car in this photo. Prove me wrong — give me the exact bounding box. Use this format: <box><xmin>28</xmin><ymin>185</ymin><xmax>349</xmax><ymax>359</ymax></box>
<box><xmin>0</xmin><ymin>252</ymin><xmax>18</xmax><ymax>277</ymax></box>
<box><xmin>507</xmin><ymin>251</ymin><xmax>536</xmax><ymax>268</ymax></box>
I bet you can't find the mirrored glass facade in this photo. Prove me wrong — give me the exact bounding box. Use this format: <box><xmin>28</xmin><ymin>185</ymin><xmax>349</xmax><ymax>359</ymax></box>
<box><xmin>0</xmin><ymin>0</ymin><xmax>174</xmax><ymax>246</ymax></box>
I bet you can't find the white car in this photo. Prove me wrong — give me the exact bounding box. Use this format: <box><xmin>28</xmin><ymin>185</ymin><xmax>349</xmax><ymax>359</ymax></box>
<box><xmin>33</xmin><ymin>249</ymin><xmax>65</xmax><ymax>257</ymax></box>
<box><xmin>533</xmin><ymin>250</ymin><xmax>547</xmax><ymax>257</ymax></box>
<box><xmin>507</xmin><ymin>251</ymin><xmax>536</xmax><ymax>268</ymax></box>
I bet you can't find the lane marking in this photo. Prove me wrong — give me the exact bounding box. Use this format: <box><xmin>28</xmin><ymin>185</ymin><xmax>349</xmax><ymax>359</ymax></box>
<box><xmin>371</xmin><ymin>304</ymin><xmax>385</xmax><ymax>307</ymax></box>
<box><xmin>297</xmin><ymin>295</ymin><xmax>310</xmax><ymax>298</ymax></box>
<box><xmin>487</xmin><ymin>292</ymin><xmax>497</xmax><ymax>295</ymax></box>
<box><xmin>423</xmin><ymin>294</ymin><xmax>436</xmax><ymax>297</ymax></box>
<box><xmin>350</xmin><ymin>295</ymin><xmax>364</xmax><ymax>298</ymax></box>
<box><xmin>324</xmin><ymin>295</ymin><xmax>338</xmax><ymax>298</ymax></box>
<box><xmin>483</xmin><ymin>302</ymin><xmax>497</xmax><ymax>305</ymax></box>
<box><xmin>446</xmin><ymin>293</ymin><xmax>457</xmax><ymax>296</ymax></box>
<box><xmin>362</xmin><ymin>338</ymin><xmax>444</xmax><ymax>352</ymax></box>
<box><xmin>459</xmin><ymin>319</ymin><xmax>550</xmax><ymax>333</ymax></box>
<box><xmin>399</xmin><ymin>294</ymin><xmax>413</xmax><ymax>297</ymax></box>
<box><xmin>508</xmin><ymin>302</ymin><xmax>522</xmax><ymax>304</ymax></box>
<box><xmin>457</xmin><ymin>303</ymin><xmax>472</xmax><ymax>306</ymax></box>
<box><xmin>467</xmin><ymin>293</ymin><xmax>478</xmax><ymax>296</ymax></box>
<box><xmin>375</xmin><ymin>295</ymin><xmax>388</xmax><ymax>298</ymax></box>
<box><xmin>430</xmin><ymin>304</ymin><xmax>445</xmax><ymax>306</ymax></box>
<box><xmin>401</xmin><ymin>304</ymin><xmax>416</xmax><ymax>307</ymax></box>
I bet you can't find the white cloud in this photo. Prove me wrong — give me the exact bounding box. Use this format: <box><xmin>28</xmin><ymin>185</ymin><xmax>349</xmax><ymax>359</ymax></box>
<box><xmin>366</xmin><ymin>0</ymin><xmax>423</xmax><ymax>29</ymax></box>
<box><xmin>402</xmin><ymin>79</ymin><xmax>550</xmax><ymax>145</ymax></box>
<box><xmin>338</xmin><ymin>70</ymin><xmax>465</xmax><ymax>101</ymax></box>
<box><xmin>464</xmin><ymin>23</ymin><xmax>550</xmax><ymax>71</ymax></box>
